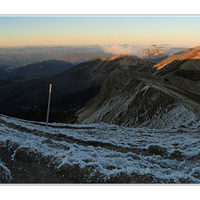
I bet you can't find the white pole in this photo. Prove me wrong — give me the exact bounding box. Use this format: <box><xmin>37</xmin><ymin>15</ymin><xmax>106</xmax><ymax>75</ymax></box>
<box><xmin>46</xmin><ymin>84</ymin><xmax>52</xmax><ymax>129</ymax></box>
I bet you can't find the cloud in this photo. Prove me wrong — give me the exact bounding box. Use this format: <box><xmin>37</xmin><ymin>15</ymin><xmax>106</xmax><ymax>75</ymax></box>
<box><xmin>102</xmin><ymin>44</ymin><xmax>140</xmax><ymax>56</ymax></box>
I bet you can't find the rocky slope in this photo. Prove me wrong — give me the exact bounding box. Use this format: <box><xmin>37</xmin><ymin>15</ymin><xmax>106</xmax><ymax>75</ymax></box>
<box><xmin>154</xmin><ymin>46</ymin><xmax>200</xmax><ymax>69</ymax></box>
<box><xmin>154</xmin><ymin>46</ymin><xmax>200</xmax><ymax>82</ymax></box>
<box><xmin>77</xmin><ymin>62</ymin><xmax>200</xmax><ymax>129</ymax></box>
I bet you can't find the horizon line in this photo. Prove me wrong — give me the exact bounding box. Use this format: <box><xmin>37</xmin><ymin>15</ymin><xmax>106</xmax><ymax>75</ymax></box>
<box><xmin>0</xmin><ymin>44</ymin><xmax>195</xmax><ymax>48</ymax></box>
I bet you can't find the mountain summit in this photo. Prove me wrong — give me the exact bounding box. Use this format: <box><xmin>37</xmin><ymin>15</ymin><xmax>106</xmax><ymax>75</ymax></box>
<box><xmin>138</xmin><ymin>45</ymin><xmax>168</xmax><ymax>62</ymax></box>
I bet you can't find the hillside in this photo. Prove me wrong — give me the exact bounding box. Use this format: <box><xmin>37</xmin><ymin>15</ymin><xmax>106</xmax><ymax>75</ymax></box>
<box><xmin>7</xmin><ymin>60</ymin><xmax>73</xmax><ymax>78</ymax></box>
<box><xmin>154</xmin><ymin>46</ymin><xmax>200</xmax><ymax>69</ymax></box>
<box><xmin>153</xmin><ymin>46</ymin><xmax>200</xmax><ymax>81</ymax></box>
<box><xmin>78</xmin><ymin>53</ymin><xmax>200</xmax><ymax>129</ymax></box>
<box><xmin>0</xmin><ymin>55</ymin><xmax>155</xmax><ymax>119</ymax></box>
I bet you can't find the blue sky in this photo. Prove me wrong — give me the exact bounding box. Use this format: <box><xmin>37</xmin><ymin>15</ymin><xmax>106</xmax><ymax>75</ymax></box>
<box><xmin>0</xmin><ymin>16</ymin><xmax>200</xmax><ymax>47</ymax></box>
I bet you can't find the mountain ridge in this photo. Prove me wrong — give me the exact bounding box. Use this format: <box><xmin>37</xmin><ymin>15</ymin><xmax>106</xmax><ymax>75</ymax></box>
<box><xmin>154</xmin><ymin>46</ymin><xmax>200</xmax><ymax>70</ymax></box>
<box><xmin>0</xmin><ymin>55</ymin><xmax>155</xmax><ymax>119</ymax></box>
<box><xmin>77</xmin><ymin>49</ymin><xmax>200</xmax><ymax>128</ymax></box>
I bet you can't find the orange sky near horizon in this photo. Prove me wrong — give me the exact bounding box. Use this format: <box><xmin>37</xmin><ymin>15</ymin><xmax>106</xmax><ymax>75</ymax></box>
<box><xmin>0</xmin><ymin>17</ymin><xmax>200</xmax><ymax>47</ymax></box>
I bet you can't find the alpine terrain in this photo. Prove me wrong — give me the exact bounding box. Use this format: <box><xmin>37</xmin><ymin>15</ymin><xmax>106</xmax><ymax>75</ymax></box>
<box><xmin>0</xmin><ymin>55</ymin><xmax>154</xmax><ymax>120</ymax></box>
<box><xmin>1</xmin><ymin>47</ymin><xmax>200</xmax><ymax>184</ymax></box>
<box><xmin>77</xmin><ymin>46</ymin><xmax>200</xmax><ymax>129</ymax></box>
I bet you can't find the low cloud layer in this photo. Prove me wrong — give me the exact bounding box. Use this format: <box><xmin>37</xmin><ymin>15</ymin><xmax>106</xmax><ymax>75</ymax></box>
<box><xmin>102</xmin><ymin>45</ymin><xmax>146</xmax><ymax>56</ymax></box>
<box><xmin>103</xmin><ymin>45</ymin><xmax>135</xmax><ymax>55</ymax></box>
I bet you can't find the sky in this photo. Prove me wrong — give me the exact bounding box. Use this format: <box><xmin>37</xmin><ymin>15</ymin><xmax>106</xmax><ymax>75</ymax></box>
<box><xmin>0</xmin><ymin>16</ymin><xmax>200</xmax><ymax>47</ymax></box>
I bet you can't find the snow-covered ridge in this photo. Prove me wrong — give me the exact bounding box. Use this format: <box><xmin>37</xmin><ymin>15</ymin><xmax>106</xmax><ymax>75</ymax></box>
<box><xmin>0</xmin><ymin>114</ymin><xmax>200</xmax><ymax>183</ymax></box>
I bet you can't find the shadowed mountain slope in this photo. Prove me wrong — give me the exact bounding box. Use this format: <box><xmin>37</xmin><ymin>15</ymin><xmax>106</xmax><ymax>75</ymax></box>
<box><xmin>0</xmin><ymin>68</ymin><xmax>8</xmax><ymax>80</ymax></box>
<box><xmin>0</xmin><ymin>55</ymin><xmax>154</xmax><ymax>119</ymax></box>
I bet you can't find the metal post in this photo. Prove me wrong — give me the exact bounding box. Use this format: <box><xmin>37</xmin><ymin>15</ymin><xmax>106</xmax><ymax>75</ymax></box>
<box><xmin>46</xmin><ymin>84</ymin><xmax>52</xmax><ymax>129</ymax></box>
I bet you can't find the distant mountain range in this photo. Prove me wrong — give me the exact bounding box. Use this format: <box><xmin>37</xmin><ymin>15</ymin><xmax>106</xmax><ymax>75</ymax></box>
<box><xmin>0</xmin><ymin>45</ymin><xmax>114</xmax><ymax>68</ymax></box>
<box><xmin>6</xmin><ymin>60</ymin><xmax>73</xmax><ymax>78</ymax></box>
<box><xmin>59</xmin><ymin>52</ymin><xmax>114</xmax><ymax>65</ymax></box>
<box><xmin>0</xmin><ymin>45</ymin><xmax>187</xmax><ymax>70</ymax></box>
<box><xmin>103</xmin><ymin>44</ymin><xmax>187</xmax><ymax>63</ymax></box>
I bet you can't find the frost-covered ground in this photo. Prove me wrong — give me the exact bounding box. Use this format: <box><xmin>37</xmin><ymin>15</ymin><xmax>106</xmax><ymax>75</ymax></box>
<box><xmin>0</xmin><ymin>114</ymin><xmax>200</xmax><ymax>183</ymax></box>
